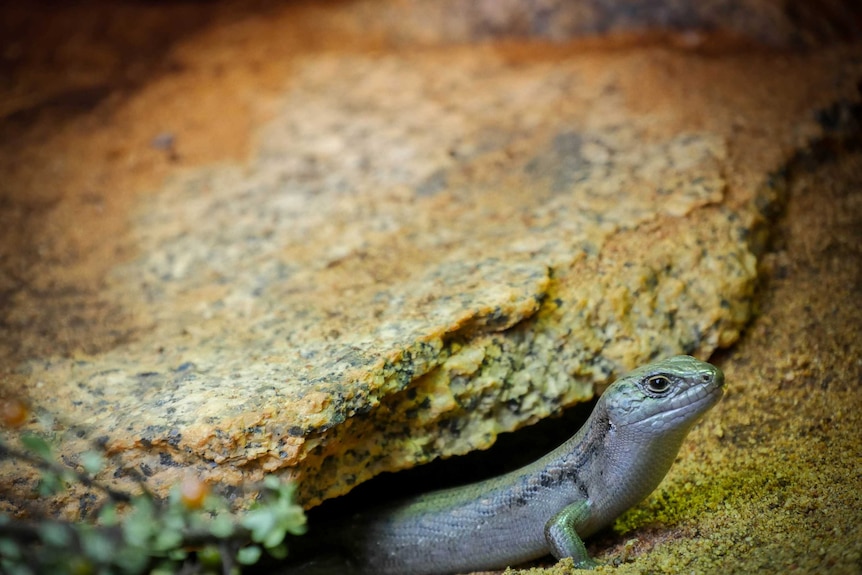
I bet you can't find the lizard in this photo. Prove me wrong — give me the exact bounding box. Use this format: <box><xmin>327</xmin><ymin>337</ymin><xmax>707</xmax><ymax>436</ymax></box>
<box><xmin>289</xmin><ymin>354</ymin><xmax>724</xmax><ymax>574</ymax></box>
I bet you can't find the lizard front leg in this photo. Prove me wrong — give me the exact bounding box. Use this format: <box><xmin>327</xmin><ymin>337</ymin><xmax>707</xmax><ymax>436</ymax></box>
<box><xmin>544</xmin><ymin>501</ymin><xmax>600</xmax><ymax>570</ymax></box>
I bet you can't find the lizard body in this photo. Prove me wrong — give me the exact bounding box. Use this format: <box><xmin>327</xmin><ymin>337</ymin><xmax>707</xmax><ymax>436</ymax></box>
<box><xmin>297</xmin><ymin>355</ymin><xmax>723</xmax><ymax>574</ymax></box>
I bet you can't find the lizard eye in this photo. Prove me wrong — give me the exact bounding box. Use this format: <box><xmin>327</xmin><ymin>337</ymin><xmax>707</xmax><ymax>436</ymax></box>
<box><xmin>645</xmin><ymin>375</ymin><xmax>672</xmax><ymax>394</ymax></box>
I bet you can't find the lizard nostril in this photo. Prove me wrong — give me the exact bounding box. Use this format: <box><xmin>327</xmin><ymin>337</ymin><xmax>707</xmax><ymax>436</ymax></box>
<box><xmin>701</xmin><ymin>373</ymin><xmax>713</xmax><ymax>383</ymax></box>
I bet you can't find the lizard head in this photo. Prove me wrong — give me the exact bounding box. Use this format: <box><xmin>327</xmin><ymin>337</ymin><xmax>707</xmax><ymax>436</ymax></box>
<box><xmin>576</xmin><ymin>355</ymin><xmax>724</xmax><ymax>535</ymax></box>
<box><xmin>602</xmin><ymin>355</ymin><xmax>724</xmax><ymax>438</ymax></box>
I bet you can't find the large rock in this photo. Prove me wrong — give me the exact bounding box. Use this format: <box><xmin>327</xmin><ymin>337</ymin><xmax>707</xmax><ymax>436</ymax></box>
<box><xmin>0</xmin><ymin>1</ymin><xmax>859</xmax><ymax>515</ymax></box>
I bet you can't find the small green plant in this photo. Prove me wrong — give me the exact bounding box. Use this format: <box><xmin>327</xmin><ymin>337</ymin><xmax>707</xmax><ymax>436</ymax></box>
<box><xmin>0</xmin><ymin>399</ymin><xmax>307</xmax><ymax>575</ymax></box>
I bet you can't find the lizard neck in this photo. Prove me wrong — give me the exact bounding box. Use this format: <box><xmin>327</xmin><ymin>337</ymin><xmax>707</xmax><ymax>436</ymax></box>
<box><xmin>568</xmin><ymin>396</ymin><xmax>692</xmax><ymax>537</ymax></box>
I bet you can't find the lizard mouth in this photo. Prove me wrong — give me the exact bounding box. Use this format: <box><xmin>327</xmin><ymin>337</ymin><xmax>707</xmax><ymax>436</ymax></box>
<box><xmin>628</xmin><ymin>377</ymin><xmax>724</xmax><ymax>429</ymax></box>
<box><xmin>650</xmin><ymin>379</ymin><xmax>724</xmax><ymax>427</ymax></box>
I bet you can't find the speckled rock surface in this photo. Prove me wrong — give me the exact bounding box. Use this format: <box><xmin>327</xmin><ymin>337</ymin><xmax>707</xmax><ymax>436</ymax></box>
<box><xmin>0</xmin><ymin>0</ymin><xmax>860</xmax><ymax>522</ymax></box>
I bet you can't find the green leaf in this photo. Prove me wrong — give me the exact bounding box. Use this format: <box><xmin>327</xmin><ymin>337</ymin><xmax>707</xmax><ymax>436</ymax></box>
<box><xmin>236</xmin><ymin>545</ymin><xmax>262</xmax><ymax>565</ymax></box>
<box><xmin>263</xmin><ymin>526</ymin><xmax>286</xmax><ymax>549</ymax></box>
<box><xmin>65</xmin><ymin>557</ymin><xmax>95</xmax><ymax>575</ymax></box>
<box><xmin>79</xmin><ymin>527</ymin><xmax>115</xmax><ymax>564</ymax></box>
<box><xmin>282</xmin><ymin>506</ymin><xmax>307</xmax><ymax>536</ymax></box>
<box><xmin>197</xmin><ymin>545</ymin><xmax>222</xmax><ymax>569</ymax></box>
<box><xmin>167</xmin><ymin>483</ymin><xmax>183</xmax><ymax>506</ymax></box>
<box><xmin>123</xmin><ymin>516</ymin><xmax>152</xmax><ymax>548</ymax></box>
<box><xmin>123</xmin><ymin>498</ymin><xmax>156</xmax><ymax>547</ymax></box>
<box><xmin>271</xmin><ymin>495</ymin><xmax>307</xmax><ymax>537</ymax></box>
<box><xmin>185</xmin><ymin>509</ymin><xmax>207</xmax><ymax>533</ymax></box>
<box><xmin>39</xmin><ymin>522</ymin><xmax>71</xmax><ymax>547</ymax></box>
<box><xmin>263</xmin><ymin>475</ymin><xmax>281</xmax><ymax>491</ymax></box>
<box><xmin>241</xmin><ymin>508</ymin><xmax>276</xmax><ymax>544</ymax></box>
<box><xmin>0</xmin><ymin>559</ymin><xmax>35</xmax><ymax>575</ymax></box>
<box><xmin>152</xmin><ymin>527</ymin><xmax>183</xmax><ymax>553</ymax></box>
<box><xmin>252</xmin><ymin>478</ymin><xmax>307</xmax><ymax>538</ymax></box>
<box><xmin>241</xmin><ymin>481</ymin><xmax>306</xmax><ymax>549</ymax></box>
<box><xmin>20</xmin><ymin>433</ymin><xmax>52</xmax><ymax>459</ymax></box>
<box><xmin>208</xmin><ymin>514</ymin><xmax>235</xmax><ymax>539</ymax></box>
<box><xmin>267</xmin><ymin>543</ymin><xmax>288</xmax><ymax>560</ymax></box>
<box><xmin>203</xmin><ymin>495</ymin><xmax>227</xmax><ymax>513</ymax></box>
<box><xmin>98</xmin><ymin>502</ymin><xmax>118</xmax><ymax>527</ymax></box>
<box><xmin>114</xmin><ymin>546</ymin><xmax>150</xmax><ymax>575</ymax></box>
<box><xmin>162</xmin><ymin>507</ymin><xmax>186</xmax><ymax>532</ymax></box>
<box><xmin>80</xmin><ymin>451</ymin><xmax>104</xmax><ymax>475</ymax></box>
<box><xmin>149</xmin><ymin>561</ymin><xmax>179</xmax><ymax>575</ymax></box>
<box><xmin>0</xmin><ymin>538</ymin><xmax>22</xmax><ymax>559</ymax></box>
<box><xmin>36</xmin><ymin>472</ymin><xmax>64</xmax><ymax>497</ymax></box>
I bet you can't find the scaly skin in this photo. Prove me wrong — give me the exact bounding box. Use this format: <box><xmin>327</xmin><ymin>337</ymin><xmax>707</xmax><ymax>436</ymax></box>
<box><xmin>300</xmin><ymin>355</ymin><xmax>724</xmax><ymax>574</ymax></box>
